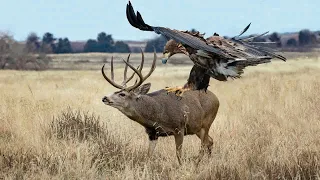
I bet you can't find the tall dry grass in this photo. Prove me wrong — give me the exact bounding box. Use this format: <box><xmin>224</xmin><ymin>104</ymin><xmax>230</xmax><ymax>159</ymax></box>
<box><xmin>0</xmin><ymin>57</ymin><xmax>320</xmax><ymax>179</ymax></box>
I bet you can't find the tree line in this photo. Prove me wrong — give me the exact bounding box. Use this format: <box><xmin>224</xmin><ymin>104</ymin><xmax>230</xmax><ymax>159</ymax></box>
<box><xmin>25</xmin><ymin>32</ymin><xmax>131</xmax><ymax>54</ymax></box>
<box><xmin>7</xmin><ymin>28</ymin><xmax>320</xmax><ymax>55</ymax></box>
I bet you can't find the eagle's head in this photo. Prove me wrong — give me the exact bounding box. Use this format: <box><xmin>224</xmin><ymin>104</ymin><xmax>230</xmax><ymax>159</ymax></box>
<box><xmin>162</xmin><ymin>39</ymin><xmax>186</xmax><ymax>64</ymax></box>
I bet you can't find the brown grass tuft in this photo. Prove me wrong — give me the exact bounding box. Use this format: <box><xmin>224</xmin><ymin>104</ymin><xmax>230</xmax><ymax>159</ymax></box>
<box><xmin>47</xmin><ymin>108</ymin><xmax>106</xmax><ymax>141</ymax></box>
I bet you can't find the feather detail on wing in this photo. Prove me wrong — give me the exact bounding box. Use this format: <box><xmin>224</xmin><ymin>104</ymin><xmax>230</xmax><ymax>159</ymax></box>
<box><xmin>195</xmin><ymin>50</ymin><xmax>272</xmax><ymax>81</ymax></box>
<box><xmin>126</xmin><ymin>1</ymin><xmax>286</xmax><ymax>62</ymax></box>
<box><xmin>126</xmin><ymin>1</ymin><xmax>226</xmax><ymax>56</ymax></box>
<box><xmin>213</xmin><ymin>58</ymin><xmax>272</xmax><ymax>80</ymax></box>
<box><xmin>126</xmin><ymin>1</ymin><xmax>287</xmax><ymax>83</ymax></box>
<box><xmin>126</xmin><ymin>1</ymin><xmax>153</xmax><ymax>31</ymax></box>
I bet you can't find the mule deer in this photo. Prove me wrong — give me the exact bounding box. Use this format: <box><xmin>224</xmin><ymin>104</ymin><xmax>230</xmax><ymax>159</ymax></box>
<box><xmin>101</xmin><ymin>51</ymin><xmax>219</xmax><ymax>164</ymax></box>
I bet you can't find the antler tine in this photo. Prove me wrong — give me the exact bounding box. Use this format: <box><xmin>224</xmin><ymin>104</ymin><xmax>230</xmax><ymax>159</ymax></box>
<box><xmin>111</xmin><ymin>56</ymin><xmax>114</xmax><ymax>81</ymax></box>
<box><xmin>123</xmin><ymin>49</ymin><xmax>144</xmax><ymax>85</ymax></box>
<box><xmin>139</xmin><ymin>48</ymin><xmax>144</xmax><ymax>71</ymax></box>
<box><xmin>102</xmin><ymin>50</ymin><xmax>156</xmax><ymax>92</ymax></box>
<box><xmin>121</xmin><ymin>54</ymin><xmax>131</xmax><ymax>87</ymax></box>
<box><xmin>142</xmin><ymin>49</ymin><xmax>157</xmax><ymax>80</ymax></box>
<box><xmin>125</xmin><ymin>65</ymin><xmax>140</xmax><ymax>84</ymax></box>
<box><xmin>125</xmin><ymin>50</ymin><xmax>157</xmax><ymax>91</ymax></box>
<box><xmin>101</xmin><ymin>58</ymin><xmax>125</xmax><ymax>89</ymax></box>
<box><xmin>123</xmin><ymin>48</ymin><xmax>144</xmax><ymax>87</ymax></box>
<box><xmin>121</xmin><ymin>53</ymin><xmax>143</xmax><ymax>86</ymax></box>
<box><xmin>122</xmin><ymin>58</ymin><xmax>144</xmax><ymax>91</ymax></box>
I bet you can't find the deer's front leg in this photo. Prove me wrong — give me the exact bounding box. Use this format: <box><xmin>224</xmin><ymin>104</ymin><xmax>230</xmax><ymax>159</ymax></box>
<box><xmin>174</xmin><ymin>128</ymin><xmax>184</xmax><ymax>165</ymax></box>
<box><xmin>147</xmin><ymin>139</ymin><xmax>158</xmax><ymax>157</ymax></box>
<box><xmin>146</xmin><ymin>128</ymin><xmax>159</xmax><ymax>157</ymax></box>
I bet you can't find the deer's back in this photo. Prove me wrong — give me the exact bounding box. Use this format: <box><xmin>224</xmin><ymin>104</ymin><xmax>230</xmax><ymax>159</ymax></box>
<box><xmin>146</xmin><ymin>89</ymin><xmax>219</xmax><ymax>134</ymax></box>
<box><xmin>148</xmin><ymin>89</ymin><xmax>219</xmax><ymax>111</ymax></box>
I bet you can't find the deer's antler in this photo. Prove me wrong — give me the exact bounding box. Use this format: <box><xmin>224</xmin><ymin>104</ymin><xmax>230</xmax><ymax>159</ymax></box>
<box><xmin>101</xmin><ymin>50</ymin><xmax>157</xmax><ymax>91</ymax></box>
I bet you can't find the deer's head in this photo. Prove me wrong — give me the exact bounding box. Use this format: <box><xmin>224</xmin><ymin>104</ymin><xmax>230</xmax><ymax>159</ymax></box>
<box><xmin>101</xmin><ymin>51</ymin><xmax>156</xmax><ymax>115</ymax></box>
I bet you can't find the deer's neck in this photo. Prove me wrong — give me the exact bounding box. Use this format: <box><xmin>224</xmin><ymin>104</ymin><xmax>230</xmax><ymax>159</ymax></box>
<box><xmin>125</xmin><ymin>96</ymin><xmax>162</xmax><ymax>128</ymax></box>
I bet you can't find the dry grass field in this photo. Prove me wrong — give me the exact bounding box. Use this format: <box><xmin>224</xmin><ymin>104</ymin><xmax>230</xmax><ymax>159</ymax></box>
<box><xmin>1</xmin><ymin>53</ymin><xmax>320</xmax><ymax>179</ymax></box>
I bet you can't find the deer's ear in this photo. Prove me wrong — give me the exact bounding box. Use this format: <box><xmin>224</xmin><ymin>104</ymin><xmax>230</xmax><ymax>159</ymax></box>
<box><xmin>134</xmin><ymin>83</ymin><xmax>151</xmax><ymax>95</ymax></box>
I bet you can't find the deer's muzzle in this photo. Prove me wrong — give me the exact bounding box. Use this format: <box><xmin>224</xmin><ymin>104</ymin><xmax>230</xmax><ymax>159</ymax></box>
<box><xmin>102</xmin><ymin>96</ymin><xmax>112</xmax><ymax>104</ymax></box>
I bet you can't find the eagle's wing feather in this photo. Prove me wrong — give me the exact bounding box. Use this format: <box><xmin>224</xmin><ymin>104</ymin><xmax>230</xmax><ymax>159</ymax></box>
<box><xmin>126</xmin><ymin>1</ymin><xmax>226</xmax><ymax>56</ymax></box>
<box><xmin>232</xmin><ymin>23</ymin><xmax>252</xmax><ymax>39</ymax></box>
<box><xmin>153</xmin><ymin>27</ymin><xmax>227</xmax><ymax>56</ymax></box>
<box><xmin>126</xmin><ymin>2</ymin><xmax>153</xmax><ymax>31</ymax></box>
<box><xmin>230</xmin><ymin>38</ymin><xmax>287</xmax><ymax>60</ymax></box>
<box><xmin>126</xmin><ymin>1</ymin><xmax>286</xmax><ymax>86</ymax></box>
<box><xmin>127</xmin><ymin>1</ymin><xmax>286</xmax><ymax>61</ymax></box>
<box><xmin>206</xmin><ymin>36</ymin><xmax>286</xmax><ymax>61</ymax></box>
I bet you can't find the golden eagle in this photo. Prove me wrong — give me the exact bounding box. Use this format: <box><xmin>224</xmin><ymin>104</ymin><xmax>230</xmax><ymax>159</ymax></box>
<box><xmin>126</xmin><ymin>1</ymin><xmax>286</xmax><ymax>95</ymax></box>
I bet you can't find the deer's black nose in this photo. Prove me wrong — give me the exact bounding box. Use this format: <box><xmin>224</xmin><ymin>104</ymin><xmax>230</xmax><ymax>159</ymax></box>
<box><xmin>102</xmin><ymin>96</ymin><xmax>108</xmax><ymax>102</ymax></box>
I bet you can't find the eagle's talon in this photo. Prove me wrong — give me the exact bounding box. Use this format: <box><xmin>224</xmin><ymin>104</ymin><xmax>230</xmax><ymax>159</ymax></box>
<box><xmin>164</xmin><ymin>86</ymin><xmax>190</xmax><ymax>98</ymax></box>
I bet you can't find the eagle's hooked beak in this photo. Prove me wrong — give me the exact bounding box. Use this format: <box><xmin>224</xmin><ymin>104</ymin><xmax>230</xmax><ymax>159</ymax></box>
<box><xmin>162</xmin><ymin>52</ymin><xmax>171</xmax><ymax>64</ymax></box>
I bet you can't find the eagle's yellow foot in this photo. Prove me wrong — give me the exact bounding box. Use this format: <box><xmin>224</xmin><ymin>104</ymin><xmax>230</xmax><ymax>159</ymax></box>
<box><xmin>164</xmin><ymin>86</ymin><xmax>191</xmax><ymax>96</ymax></box>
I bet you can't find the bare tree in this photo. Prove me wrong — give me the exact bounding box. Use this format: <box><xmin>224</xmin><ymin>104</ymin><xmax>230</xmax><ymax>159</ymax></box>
<box><xmin>26</xmin><ymin>32</ymin><xmax>40</xmax><ymax>53</ymax></box>
<box><xmin>0</xmin><ymin>32</ymin><xmax>51</xmax><ymax>70</ymax></box>
<box><xmin>0</xmin><ymin>32</ymin><xmax>14</xmax><ymax>69</ymax></box>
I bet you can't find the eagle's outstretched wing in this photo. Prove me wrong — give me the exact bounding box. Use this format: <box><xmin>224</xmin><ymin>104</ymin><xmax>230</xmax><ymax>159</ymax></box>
<box><xmin>126</xmin><ymin>1</ymin><xmax>225</xmax><ymax>56</ymax></box>
<box><xmin>126</xmin><ymin>1</ymin><xmax>286</xmax><ymax>90</ymax></box>
<box><xmin>126</xmin><ymin>1</ymin><xmax>286</xmax><ymax>62</ymax></box>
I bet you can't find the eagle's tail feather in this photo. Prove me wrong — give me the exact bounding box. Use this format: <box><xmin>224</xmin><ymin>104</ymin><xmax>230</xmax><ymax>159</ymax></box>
<box><xmin>212</xmin><ymin>58</ymin><xmax>272</xmax><ymax>80</ymax></box>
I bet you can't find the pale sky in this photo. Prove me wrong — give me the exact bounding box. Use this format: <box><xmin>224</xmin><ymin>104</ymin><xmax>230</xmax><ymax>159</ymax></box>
<box><xmin>1</xmin><ymin>0</ymin><xmax>319</xmax><ymax>41</ymax></box>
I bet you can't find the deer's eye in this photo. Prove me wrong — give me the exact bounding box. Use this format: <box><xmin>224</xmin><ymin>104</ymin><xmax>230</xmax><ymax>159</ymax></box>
<box><xmin>119</xmin><ymin>93</ymin><xmax>126</xmax><ymax>97</ymax></box>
